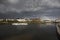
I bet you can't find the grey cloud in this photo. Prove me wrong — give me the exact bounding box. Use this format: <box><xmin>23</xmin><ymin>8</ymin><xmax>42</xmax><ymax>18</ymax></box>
<box><xmin>0</xmin><ymin>0</ymin><xmax>60</xmax><ymax>18</ymax></box>
<box><xmin>0</xmin><ymin>0</ymin><xmax>60</xmax><ymax>13</ymax></box>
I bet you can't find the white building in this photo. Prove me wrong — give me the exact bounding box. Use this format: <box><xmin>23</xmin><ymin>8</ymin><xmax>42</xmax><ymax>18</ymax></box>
<box><xmin>16</xmin><ymin>19</ymin><xmax>27</xmax><ymax>22</ymax></box>
<box><xmin>56</xmin><ymin>19</ymin><xmax>60</xmax><ymax>22</ymax></box>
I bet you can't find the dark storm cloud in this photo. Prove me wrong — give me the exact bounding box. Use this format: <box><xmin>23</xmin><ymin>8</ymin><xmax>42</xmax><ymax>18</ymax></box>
<box><xmin>0</xmin><ymin>0</ymin><xmax>60</xmax><ymax>18</ymax></box>
<box><xmin>0</xmin><ymin>0</ymin><xmax>60</xmax><ymax>12</ymax></box>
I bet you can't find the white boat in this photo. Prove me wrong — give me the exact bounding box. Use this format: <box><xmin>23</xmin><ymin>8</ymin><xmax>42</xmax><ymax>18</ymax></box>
<box><xmin>12</xmin><ymin>23</ymin><xmax>28</xmax><ymax>25</ymax></box>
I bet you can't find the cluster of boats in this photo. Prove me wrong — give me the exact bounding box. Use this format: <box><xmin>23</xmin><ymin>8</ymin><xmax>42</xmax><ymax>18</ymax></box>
<box><xmin>0</xmin><ymin>18</ymin><xmax>60</xmax><ymax>25</ymax></box>
<box><xmin>0</xmin><ymin>19</ymin><xmax>41</xmax><ymax>25</ymax></box>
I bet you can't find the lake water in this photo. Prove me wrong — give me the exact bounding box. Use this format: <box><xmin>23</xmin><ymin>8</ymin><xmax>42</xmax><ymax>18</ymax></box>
<box><xmin>0</xmin><ymin>23</ymin><xmax>58</xmax><ymax>40</ymax></box>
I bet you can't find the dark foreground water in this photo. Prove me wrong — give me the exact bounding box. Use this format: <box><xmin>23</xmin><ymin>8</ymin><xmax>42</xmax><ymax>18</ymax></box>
<box><xmin>0</xmin><ymin>23</ymin><xmax>58</xmax><ymax>40</ymax></box>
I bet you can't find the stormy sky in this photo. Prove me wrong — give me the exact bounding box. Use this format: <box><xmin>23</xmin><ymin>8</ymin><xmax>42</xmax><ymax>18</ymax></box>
<box><xmin>0</xmin><ymin>0</ymin><xmax>60</xmax><ymax>19</ymax></box>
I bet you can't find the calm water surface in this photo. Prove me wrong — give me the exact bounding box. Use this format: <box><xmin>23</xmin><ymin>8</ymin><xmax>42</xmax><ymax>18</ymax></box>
<box><xmin>0</xmin><ymin>23</ymin><xmax>58</xmax><ymax>40</ymax></box>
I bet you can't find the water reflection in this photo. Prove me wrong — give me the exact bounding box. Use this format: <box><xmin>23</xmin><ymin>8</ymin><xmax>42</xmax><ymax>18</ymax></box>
<box><xmin>0</xmin><ymin>23</ymin><xmax>58</xmax><ymax>40</ymax></box>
